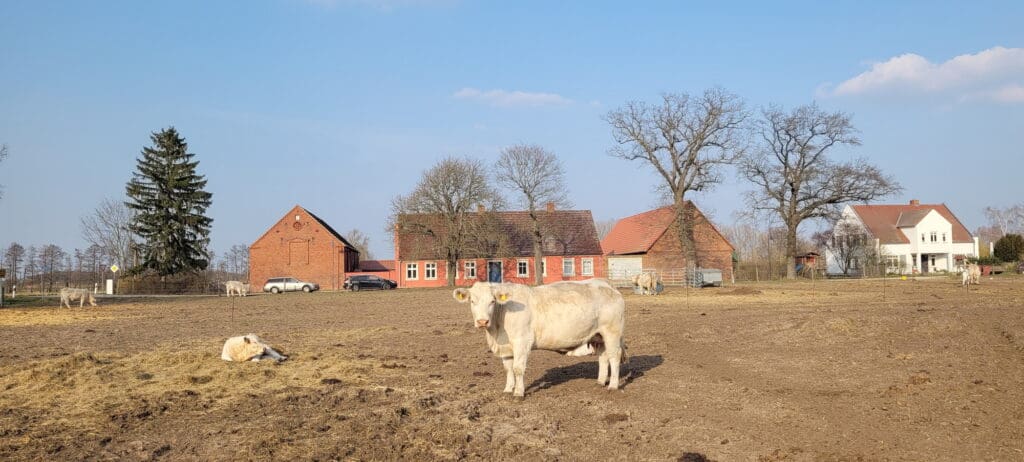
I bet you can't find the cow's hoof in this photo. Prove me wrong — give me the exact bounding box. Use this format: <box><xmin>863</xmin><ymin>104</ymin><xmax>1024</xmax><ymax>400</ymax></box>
<box><xmin>512</xmin><ymin>395</ymin><xmax>525</xmax><ymax>401</ymax></box>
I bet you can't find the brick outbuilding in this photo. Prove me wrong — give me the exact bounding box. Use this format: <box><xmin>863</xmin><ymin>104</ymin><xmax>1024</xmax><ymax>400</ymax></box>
<box><xmin>601</xmin><ymin>204</ymin><xmax>734</xmax><ymax>282</ymax></box>
<box><xmin>395</xmin><ymin>206</ymin><xmax>605</xmax><ymax>288</ymax></box>
<box><xmin>249</xmin><ymin>205</ymin><xmax>360</xmax><ymax>291</ymax></box>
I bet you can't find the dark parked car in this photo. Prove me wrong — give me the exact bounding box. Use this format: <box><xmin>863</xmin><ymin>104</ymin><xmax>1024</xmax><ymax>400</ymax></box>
<box><xmin>344</xmin><ymin>275</ymin><xmax>396</xmax><ymax>291</ymax></box>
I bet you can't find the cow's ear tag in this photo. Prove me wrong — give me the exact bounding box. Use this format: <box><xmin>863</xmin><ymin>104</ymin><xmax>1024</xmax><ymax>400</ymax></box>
<box><xmin>457</xmin><ymin>292</ymin><xmax>466</xmax><ymax>300</ymax></box>
<box><xmin>498</xmin><ymin>293</ymin><xmax>509</xmax><ymax>303</ymax></box>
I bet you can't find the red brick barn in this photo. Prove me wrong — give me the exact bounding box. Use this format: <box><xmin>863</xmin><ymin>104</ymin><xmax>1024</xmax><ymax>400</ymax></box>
<box><xmin>249</xmin><ymin>205</ymin><xmax>361</xmax><ymax>291</ymax></box>
<box><xmin>395</xmin><ymin>205</ymin><xmax>605</xmax><ymax>288</ymax></box>
<box><xmin>601</xmin><ymin>204</ymin><xmax>735</xmax><ymax>282</ymax></box>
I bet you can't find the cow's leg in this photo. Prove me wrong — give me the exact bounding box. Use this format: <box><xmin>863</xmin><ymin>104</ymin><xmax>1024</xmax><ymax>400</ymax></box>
<box><xmin>596</xmin><ymin>344</ymin><xmax>610</xmax><ymax>386</ymax></box>
<box><xmin>511</xmin><ymin>345</ymin><xmax>531</xmax><ymax>397</ymax></box>
<box><xmin>80</xmin><ymin>295</ymin><xmax>85</xmax><ymax>308</ymax></box>
<box><xmin>500</xmin><ymin>356</ymin><xmax>515</xmax><ymax>393</ymax></box>
<box><xmin>603</xmin><ymin>334</ymin><xmax>624</xmax><ymax>390</ymax></box>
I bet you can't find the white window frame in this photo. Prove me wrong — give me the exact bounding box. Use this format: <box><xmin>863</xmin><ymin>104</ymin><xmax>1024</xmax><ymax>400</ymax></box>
<box><xmin>425</xmin><ymin>262</ymin><xmax>438</xmax><ymax>280</ymax></box>
<box><xmin>406</xmin><ymin>262</ymin><xmax>418</xmax><ymax>280</ymax></box>
<box><xmin>541</xmin><ymin>258</ymin><xmax>547</xmax><ymax>276</ymax></box>
<box><xmin>517</xmin><ymin>259</ymin><xmax>529</xmax><ymax>277</ymax></box>
<box><xmin>464</xmin><ymin>261</ymin><xmax>476</xmax><ymax>279</ymax></box>
<box><xmin>562</xmin><ymin>258</ymin><xmax>575</xmax><ymax>277</ymax></box>
<box><xmin>581</xmin><ymin>258</ymin><xmax>594</xmax><ymax>276</ymax></box>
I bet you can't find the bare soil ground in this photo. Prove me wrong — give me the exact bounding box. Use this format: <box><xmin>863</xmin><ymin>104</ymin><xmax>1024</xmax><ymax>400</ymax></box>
<box><xmin>2</xmin><ymin>277</ymin><xmax>1023</xmax><ymax>461</ymax></box>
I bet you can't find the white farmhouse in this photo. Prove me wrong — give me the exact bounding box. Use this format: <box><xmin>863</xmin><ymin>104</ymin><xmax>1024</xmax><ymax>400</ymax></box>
<box><xmin>826</xmin><ymin>200</ymin><xmax>979</xmax><ymax>275</ymax></box>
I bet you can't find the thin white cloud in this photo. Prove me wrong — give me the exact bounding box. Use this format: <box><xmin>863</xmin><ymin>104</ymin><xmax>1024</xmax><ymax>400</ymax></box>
<box><xmin>453</xmin><ymin>87</ymin><xmax>573</xmax><ymax>108</ymax></box>
<box><xmin>824</xmin><ymin>46</ymin><xmax>1024</xmax><ymax>103</ymax></box>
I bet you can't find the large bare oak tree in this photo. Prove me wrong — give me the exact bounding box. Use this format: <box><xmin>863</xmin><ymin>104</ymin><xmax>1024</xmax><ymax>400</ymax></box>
<box><xmin>606</xmin><ymin>88</ymin><xmax>748</xmax><ymax>268</ymax></box>
<box><xmin>495</xmin><ymin>144</ymin><xmax>570</xmax><ymax>285</ymax></box>
<box><xmin>391</xmin><ymin>157</ymin><xmax>503</xmax><ymax>286</ymax></box>
<box><xmin>740</xmin><ymin>104</ymin><xmax>901</xmax><ymax>279</ymax></box>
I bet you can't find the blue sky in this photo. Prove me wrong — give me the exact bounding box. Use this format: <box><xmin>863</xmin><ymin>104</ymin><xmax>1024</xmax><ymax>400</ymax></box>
<box><xmin>1</xmin><ymin>1</ymin><xmax>1022</xmax><ymax>261</ymax></box>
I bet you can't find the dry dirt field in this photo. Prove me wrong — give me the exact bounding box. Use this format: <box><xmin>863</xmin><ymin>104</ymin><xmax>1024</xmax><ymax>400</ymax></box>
<box><xmin>2</xmin><ymin>277</ymin><xmax>1023</xmax><ymax>461</ymax></box>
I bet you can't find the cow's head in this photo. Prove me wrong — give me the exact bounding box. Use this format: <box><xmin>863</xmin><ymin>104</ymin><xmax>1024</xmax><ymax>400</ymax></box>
<box><xmin>453</xmin><ymin>282</ymin><xmax>511</xmax><ymax>329</ymax></box>
<box><xmin>240</xmin><ymin>334</ymin><xmax>267</xmax><ymax>359</ymax></box>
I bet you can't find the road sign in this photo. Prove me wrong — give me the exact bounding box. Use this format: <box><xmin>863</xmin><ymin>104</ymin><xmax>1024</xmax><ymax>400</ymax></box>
<box><xmin>110</xmin><ymin>265</ymin><xmax>119</xmax><ymax>273</ymax></box>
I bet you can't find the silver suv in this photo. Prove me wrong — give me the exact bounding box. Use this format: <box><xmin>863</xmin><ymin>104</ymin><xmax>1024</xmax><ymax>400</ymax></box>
<box><xmin>263</xmin><ymin>277</ymin><xmax>320</xmax><ymax>294</ymax></box>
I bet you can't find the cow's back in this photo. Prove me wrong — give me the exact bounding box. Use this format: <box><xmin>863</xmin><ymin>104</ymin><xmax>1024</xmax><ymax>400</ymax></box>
<box><xmin>528</xmin><ymin>280</ymin><xmax>625</xmax><ymax>351</ymax></box>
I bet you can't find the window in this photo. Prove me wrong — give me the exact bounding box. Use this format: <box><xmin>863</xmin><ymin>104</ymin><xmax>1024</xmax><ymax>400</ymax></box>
<box><xmin>406</xmin><ymin>263</ymin><xmax>418</xmax><ymax>280</ymax></box>
<box><xmin>517</xmin><ymin>260</ymin><xmax>529</xmax><ymax>277</ymax></box>
<box><xmin>942</xmin><ymin>232</ymin><xmax>947</xmax><ymax>243</ymax></box>
<box><xmin>541</xmin><ymin>259</ymin><xmax>547</xmax><ymax>276</ymax></box>
<box><xmin>581</xmin><ymin>258</ymin><xmax>594</xmax><ymax>276</ymax></box>
<box><xmin>930</xmin><ymin>231</ymin><xmax>937</xmax><ymax>243</ymax></box>
<box><xmin>562</xmin><ymin>258</ymin><xmax>575</xmax><ymax>276</ymax></box>
<box><xmin>425</xmin><ymin>262</ymin><xmax>437</xmax><ymax>280</ymax></box>
<box><xmin>921</xmin><ymin>234</ymin><xmax>925</xmax><ymax>243</ymax></box>
<box><xmin>464</xmin><ymin>261</ymin><xmax>476</xmax><ymax>279</ymax></box>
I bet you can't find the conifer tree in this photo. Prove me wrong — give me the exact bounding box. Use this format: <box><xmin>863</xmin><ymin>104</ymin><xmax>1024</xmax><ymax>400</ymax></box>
<box><xmin>125</xmin><ymin>127</ymin><xmax>213</xmax><ymax>275</ymax></box>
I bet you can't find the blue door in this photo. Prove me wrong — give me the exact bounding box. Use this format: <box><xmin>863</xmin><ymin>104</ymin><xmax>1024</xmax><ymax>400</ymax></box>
<box><xmin>488</xmin><ymin>261</ymin><xmax>502</xmax><ymax>282</ymax></box>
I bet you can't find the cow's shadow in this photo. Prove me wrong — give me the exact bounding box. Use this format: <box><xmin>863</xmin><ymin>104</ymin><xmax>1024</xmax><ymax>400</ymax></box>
<box><xmin>526</xmin><ymin>354</ymin><xmax>663</xmax><ymax>393</ymax></box>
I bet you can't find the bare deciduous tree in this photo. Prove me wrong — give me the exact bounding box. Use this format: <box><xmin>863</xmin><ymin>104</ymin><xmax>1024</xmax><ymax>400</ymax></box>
<box><xmin>221</xmin><ymin>244</ymin><xmax>249</xmax><ymax>278</ymax></box>
<box><xmin>594</xmin><ymin>218</ymin><xmax>617</xmax><ymax>241</ymax></box>
<box><xmin>345</xmin><ymin>229</ymin><xmax>374</xmax><ymax>260</ymax></box>
<box><xmin>4</xmin><ymin>243</ymin><xmax>25</xmax><ymax>286</ymax></box>
<box><xmin>983</xmin><ymin>204</ymin><xmax>1024</xmax><ymax>237</ymax></box>
<box><xmin>391</xmin><ymin>157</ymin><xmax>503</xmax><ymax>286</ymax></box>
<box><xmin>824</xmin><ymin>221</ymin><xmax>873</xmax><ymax>276</ymax></box>
<box><xmin>81</xmin><ymin>198</ymin><xmax>135</xmax><ymax>270</ymax></box>
<box><xmin>38</xmin><ymin>244</ymin><xmax>65</xmax><ymax>292</ymax></box>
<box><xmin>741</xmin><ymin>103</ymin><xmax>901</xmax><ymax>279</ymax></box>
<box><xmin>606</xmin><ymin>88</ymin><xmax>748</xmax><ymax>268</ymax></box>
<box><xmin>495</xmin><ymin>144</ymin><xmax>571</xmax><ymax>285</ymax></box>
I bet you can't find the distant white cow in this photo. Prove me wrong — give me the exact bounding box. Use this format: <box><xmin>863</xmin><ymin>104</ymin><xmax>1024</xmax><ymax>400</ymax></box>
<box><xmin>225</xmin><ymin>281</ymin><xmax>250</xmax><ymax>297</ymax></box>
<box><xmin>636</xmin><ymin>272</ymin><xmax>661</xmax><ymax>295</ymax></box>
<box><xmin>59</xmin><ymin>288</ymin><xmax>97</xmax><ymax>309</ymax></box>
<box><xmin>965</xmin><ymin>263</ymin><xmax>981</xmax><ymax>286</ymax></box>
<box><xmin>453</xmin><ymin>279</ymin><xmax>626</xmax><ymax>398</ymax></box>
<box><xmin>221</xmin><ymin>334</ymin><xmax>288</xmax><ymax>362</ymax></box>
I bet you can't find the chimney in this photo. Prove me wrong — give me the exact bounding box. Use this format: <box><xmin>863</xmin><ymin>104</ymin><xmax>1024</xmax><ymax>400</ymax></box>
<box><xmin>910</xmin><ymin>199</ymin><xmax>920</xmax><ymax>206</ymax></box>
<box><xmin>546</xmin><ymin>202</ymin><xmax>555</xmax><ymax>212</ymax></box>
<box><xmin>477</xmin><ymin>204</ymin><xmax>485</xmax><ymax>213</ymax></box>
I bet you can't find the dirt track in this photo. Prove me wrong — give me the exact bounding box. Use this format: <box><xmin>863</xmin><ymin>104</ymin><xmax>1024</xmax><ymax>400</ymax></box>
<box><xmin>2</xmin><ymin>277</ymin><xmax>1023</xmax><ymax>461</ymax></box>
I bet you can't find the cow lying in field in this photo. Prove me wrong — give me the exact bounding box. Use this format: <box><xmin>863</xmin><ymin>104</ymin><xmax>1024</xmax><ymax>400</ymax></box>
<box><xmin>221</xmin><ymin>334</ymin><xmax>288</xmax><ymax>362</ymax></box>
<box><xmin>453</xmin><ymin>279</ymin><xmax>627</xmax><ymax>398</ymax></box>
<box><xmin>59</xmin><ymin>288</ymin><xmax>97</xmax><ymax>308</ymax></box>
<box><xmin>225</xmin><ymin>281</ymin><xmax>250</xmax><ymax>297</ymax></box>
<box><xmin>631</xmin><ymin>272</ymin><xmax>660</xmax><ymax>295</ymax></box>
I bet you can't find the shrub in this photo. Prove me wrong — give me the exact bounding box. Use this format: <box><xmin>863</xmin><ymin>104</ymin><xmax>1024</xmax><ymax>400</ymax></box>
<box><xmin>993</xmin><ymin>234</ymin><xmax>1024</xmax><ymax>262</ymax></box>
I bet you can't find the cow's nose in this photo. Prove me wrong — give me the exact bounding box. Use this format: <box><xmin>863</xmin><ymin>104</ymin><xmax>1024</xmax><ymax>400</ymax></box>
<box><xmin>476</xmin><ymin>319</ymin><xmax>489</xmax><ymax>328</ymax></box>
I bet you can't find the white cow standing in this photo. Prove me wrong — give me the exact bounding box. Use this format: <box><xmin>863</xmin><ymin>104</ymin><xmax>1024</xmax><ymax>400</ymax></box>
<box><xmin>225</xmin><ymin>281</ymin><xmax>250</xmax><ymax>297</ymax></box>
<box><xmin>453</xmin><ymin>279</ymin><xmax>626</xmax><ymax>398</ymax></box>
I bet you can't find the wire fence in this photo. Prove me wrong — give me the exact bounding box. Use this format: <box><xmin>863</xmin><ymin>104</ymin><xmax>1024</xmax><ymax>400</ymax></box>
<box><xmin>607</xmin><ymin>267</ymin><xmax>725</xmax><ymax>288</ymax></box>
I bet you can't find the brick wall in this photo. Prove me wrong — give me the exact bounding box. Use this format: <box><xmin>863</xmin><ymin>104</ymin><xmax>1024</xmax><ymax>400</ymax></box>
<box><xmin>396</xmin><ymin>255</ymin><xmax>606</xmax><ymax>288</ymax></box>
<box><xmin>644</xmin><ymin>215</ymin><xmax>735</xmax><ymax>282</ymax></box>
<box><xmin>249</xmin><ymin>206</ymin><xmax>356</xmax><ymax>291</ymax></box>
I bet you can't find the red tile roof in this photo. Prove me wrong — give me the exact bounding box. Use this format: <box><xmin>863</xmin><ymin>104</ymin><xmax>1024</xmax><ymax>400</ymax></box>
<box><xmin>600</xmin><ymin>206</ymin><xmax>675</xmax><ymax>255</ymax></box>
<box><xmin>600</xmin><ymin>203</ymin><xmax>733</xmax><ymax>255</ymax></box>
<box><xmin>850</xmin><ymin>203</ymin><xmax>974</xmax><ymax>244</ymax></box>
<box><xmin>396</xmin><ymin>210</ymin><xmax>602</xmax><ymax>260</ymax></box>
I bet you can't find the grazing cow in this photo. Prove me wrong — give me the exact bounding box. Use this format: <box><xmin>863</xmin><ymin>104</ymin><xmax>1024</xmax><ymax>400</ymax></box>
<box><xmin>225</xmin><ymin>281</ymin><xmax>250</xmax><ymax>297</ymax></box>
<box><xmin>453</xmin><ymin>279</ymin><xmax>626</xmax><ymax>398</ymax></box>
<box><xmin>221</xmin><ymin>334</ymin><xmax>288</xmax><ymax>362</ymax></box>
<box><xmin>59</xmin><ymin>288</ymin><xmax>97</xmax><ymax>309</ymax></box>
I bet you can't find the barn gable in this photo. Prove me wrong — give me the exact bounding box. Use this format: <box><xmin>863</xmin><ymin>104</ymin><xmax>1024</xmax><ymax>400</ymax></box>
<box><xmin>249</xmin><ymin>205</ymin><xmax>361</xmax><ymax>291</ymax></box>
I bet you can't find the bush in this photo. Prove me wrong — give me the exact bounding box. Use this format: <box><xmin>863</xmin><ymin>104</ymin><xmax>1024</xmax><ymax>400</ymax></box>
<box><xmin>993</xmin><ymin>234</ymin><xmax>1024</xmax><ymax>262</ymax></box>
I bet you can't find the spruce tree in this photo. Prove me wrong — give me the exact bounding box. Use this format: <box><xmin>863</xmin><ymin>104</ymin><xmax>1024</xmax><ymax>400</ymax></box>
<box><xmin>125</xmin><ymin>127</ymin><xmax>213</xmax><ymax>275</ymax></box>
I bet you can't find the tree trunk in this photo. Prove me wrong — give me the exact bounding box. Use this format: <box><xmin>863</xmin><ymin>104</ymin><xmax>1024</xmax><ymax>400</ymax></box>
<box><xmin>785</xmin><ymin>224</ymin><xmax>798</xmax><ymax>279</ymax></box>
<box><xmin>446</xmin><ymin>259</ymin><xmax>456</xmax><ymax>287</ymax></box>
<box><xmin>532</xmin><ymin>210</ymin><xmax>543</xmax><ymax>286</ymax></box>
<box><xmin>674</xmin><ymin>198</ymin><xmax>698</xmax><ymax>269</ymax></box>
